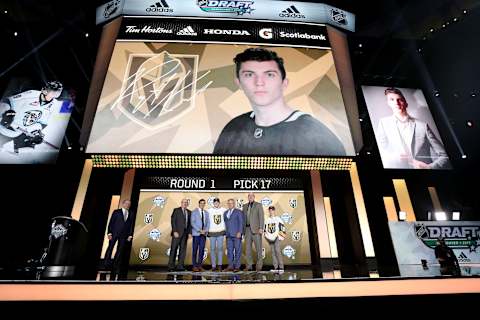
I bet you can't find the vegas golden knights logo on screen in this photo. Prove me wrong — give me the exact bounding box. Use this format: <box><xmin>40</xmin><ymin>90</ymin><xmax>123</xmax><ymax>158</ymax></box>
<box><xmin>214</xmin><ymin>214</ymin><xmax>221</xmax><ymax>225</ymax></box>
<box><xmin>268</xmin><ymin>223</ymin><xmax>276</xmax><ymax>233</ymax></box>
<box><xmin>117</xmin><ymin>51</ymin><xmax>200</xmax><ymax>130</ymax></box>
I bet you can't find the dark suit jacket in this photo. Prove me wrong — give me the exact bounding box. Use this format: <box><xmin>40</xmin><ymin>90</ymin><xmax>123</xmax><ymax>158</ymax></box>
<box><xmin>171</xmin><ymin>207</ymin><xmax>192</xmax><ymax>237</ymax></box>
<box><xmin>224</xmin><ymin>208</ymin><xmax>244</xmax><ymax>238</ymax></box>
<box><xmin>107</xmin><ymin>208</ymin><xmax>133</xmax><ymax>239</ymax></box>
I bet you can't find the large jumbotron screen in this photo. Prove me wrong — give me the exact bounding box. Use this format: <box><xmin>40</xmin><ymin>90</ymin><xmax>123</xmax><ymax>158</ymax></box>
<box><xmin>86</xmin><ymin>17</ymin><xmax>355</xmax><ymax>157</ymax></box>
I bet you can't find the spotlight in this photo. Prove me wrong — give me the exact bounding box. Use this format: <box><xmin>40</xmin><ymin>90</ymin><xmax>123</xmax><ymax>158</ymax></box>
<box><xmin>429</xmin><ymin>28</ymin><xmax>434</xmax><ymax>32</ymax></box>
<box><xmin>85</xmin><ymin>33</ymin><xmax>89</xmax><ymax>37</ymax></box>
<box><xmin>4</xmin><ymin>10</ymin><xmax>7</xmax><ymax>14</ymax></box>
<box><xmin>462</xmin><ymin>154</ymin><xmax>467</xmax><ymax>159</ymax></box>
<box><xmin>453</xmin><ymin>17</ymin><xmax>458</xmax><ymax>22</ymax></box>
<box><xmin>452</xmin><ymin>211</ymin><xmax>461</xmax><ymax>221</ymax></box>
<box><xmin>366</xmin><ymin>151</ymin><xmax>371</xmax><ymax>155</ymax></box>
<box><xmin>442</xmin><ymin>24</ymin><xmax>446</xmax><ymax>28</ymax></box>
<box><xmin>466</xmin><ymin>121</ymin><xmax>473</xmax><ymax>127</ymax></box>
<box><xmin>398</xmin><ymin>211</ymin><xmax>407</xmax><ymax>221</ymax></box>
<box><xmin>434</xmin><ymin>91</ymin><xmax>440</xmax><ymax>97</ymax></box>
<box><xmin>359</xmin><ymin>118</ymin><xmax>363</xmax><ymax>122</ymax></box>
<box><xmin>358</xmin><ymin>43</ymin><xmax>363</xmax><ymax>48</ymax></box>
<box><xmin>471</xmin><ymin>92</ymin><xmax>476</xmax><ymax>97</ymax></box>
<box><xmin>418</xmin><ymin>48</ymin><xmax>422</xmax><ymax>52</ymax></box>
<box><xmin>14</xmin><ymin>32</ymin><xmax>17</xmax><ymax>36</ymax></box>
<box><xmin>463</xmin><ymin>9</ymin><xmax>467</xmax><ymax>14</ymax></box>
<box><xmin>434</xmin><ymin>211</ymin><xmax>447</xmax><ymax>221</ymax></box>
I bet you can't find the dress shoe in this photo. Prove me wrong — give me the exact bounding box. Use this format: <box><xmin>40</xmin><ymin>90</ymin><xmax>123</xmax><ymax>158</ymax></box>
<box><xmin>192</xmin><ymin>267</ymin><xmax>199</xmax><ymax>272</ymax></box>
<box><xmin>224</xmin><ymin>266</ymin><xmax>234</xmax><ymax>272</ymax></box>
<box><xmin>176</xmin><ymin>267</ymin><xmax>185</xmax><ymax>272</ymax></box>
<box><xmin>233</xmin><ymin>268</ymin><xmax>240</xmax><ymax>273</ymax></box>
<box><xmin>217</xmin><ymin>265</ymin><xmax>222</xmax><ymax>272</ymax></box>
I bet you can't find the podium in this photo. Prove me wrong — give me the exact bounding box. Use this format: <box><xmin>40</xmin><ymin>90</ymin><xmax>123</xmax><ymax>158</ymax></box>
<box><xmin>41</xmin><ymin>216</ymin><xmax>88</xmax><ymax>278</ymax></box>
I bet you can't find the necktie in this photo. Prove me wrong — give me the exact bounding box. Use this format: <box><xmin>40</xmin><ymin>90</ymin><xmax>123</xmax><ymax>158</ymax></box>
<box><xmin>201</xmin><ymin>210</ymin><xmax>204</xmax><ymax>230</ymax></box>
<box><xmin>228</xmin><ymin>209</ymin><xmax>232</xmax><ymax>219</ymax></box>
<box><xmin>183</xmin><ymin>209</ymin><xmax>187</xmax><ymax>227</ymax></box>
<box><xmin>123</xmin><ymin>209</ymin><xmax>128</xmax><ymax>222</ymax></box>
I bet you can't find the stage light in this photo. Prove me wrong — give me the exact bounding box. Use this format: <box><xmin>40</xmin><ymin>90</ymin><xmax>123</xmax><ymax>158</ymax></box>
<box><xmin>434</xmin><ymin>91</ymin><xmax>440</xmax><ymax>97</ymax></box>
<box><xmin>398</xmin><ymin>211</ymin><xmax>407</xmax><ymax>221</ymax></box>
<box><xmin>4</xmin><ymin>10</ymin><xmax>7</xmax><ymax>14</ymax></box>
<box><xmin>418</xmin><ymin>48</ymin><xmax>422</xmax><ymax>52</ymax></box>
<box><xmin>463</xmin><ymin>10</ymin><xmax>467</xmax><ymax>14</ymax></box>
<box><xmin>453</xmin><ymin>17</ymin><xmax>458</xmax><ymax>22</ymax></box>
<box><xmin>366</xmin><ymin>151</ymin><xmax>371</xmax><ymax>155</ymax></box>
<box><xmin>452</xmin><ymin>211</ymin><xmax>461</xmax><ymax>221</ymax></box>
<box><xmin>435</xmin><ymin>211</ymin><xmax>447</xmax><ymax>221</ymax></box>
<box><xmin>467</xmin><ymin>121</ymin><xmax>473</xmax><ymax>127</ymax></box>
<box><xmin>429</xmin><ymin>28</ymin><xmax>434</xmax><ymax>32</ymax></box>
<box><xmin>471</xmin><ymin>92</ymin><xmax>476</xmax><ymax>97</ymax></box>
<box><xmin>14</xmin><ymin>32</ymin><xmax>18</xmax><ymax>36</ymax></box>
<box><xmin>358</xmin><ymin>43</ymin><xmax>362</xmax><ymax>48</ymax></box>
<box><xmin>442</xmin><ymin>24</ymin><xmax>446</xmax><ymax>28</ymax></box>
<box><xmin>359</xmin><ymin>118</ymin><xmax>363</xmax><ymax>122</ymax></box>
<box><xmin>462</xmin><ymin>154</ymin><xmax>467</xmax><ymax>159</ymax></box>
<box><xmin>85</xmin><ymin>33</ymin><xmax>89</xmax><ymax>37</ymax></box>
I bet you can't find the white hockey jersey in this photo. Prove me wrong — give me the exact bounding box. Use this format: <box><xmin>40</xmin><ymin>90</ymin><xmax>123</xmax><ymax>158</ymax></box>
<box><xmin>207</xmin><ymin>207</ymin><xmax>226</xmax><ymax>233</ymax></box>
<box><xmin>0</xmin><ymin>90</ymin><xmax>56</xmax><ymax>137</ymax></box>
<box><xmin>264</xmin><ymin>216</ymin><xmax>286</xmax><ymax>242</ymax></box>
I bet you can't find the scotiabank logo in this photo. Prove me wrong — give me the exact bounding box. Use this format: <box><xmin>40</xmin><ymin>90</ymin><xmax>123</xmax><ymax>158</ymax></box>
<box><xmin>259</xmin><ymin>28</ymin><xmax>273</xmax><ymax>39</ymax></box>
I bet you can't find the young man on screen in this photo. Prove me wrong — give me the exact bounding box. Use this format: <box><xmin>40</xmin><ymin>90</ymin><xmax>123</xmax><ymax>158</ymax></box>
<box><xmin>376</xmin><ymin>87</ymin><xmax>450</xmax><ymax>169</ymax></box>
<box><xmin>213</xmin><ymin>48</ymin><xmax>345</xmax><ymax>156</ymax></box>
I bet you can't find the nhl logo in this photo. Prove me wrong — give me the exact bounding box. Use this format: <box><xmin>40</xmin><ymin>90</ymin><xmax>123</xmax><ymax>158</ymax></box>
<box><xmin>103</xmin><ymin>0</ymin><xmax>121</xmax><ymax>19</ymax></box>
<box><xmin>23</xmin><ymin>110</ymin><xmax>42</xmax><ymax>126</ymax></box>
<box><xmin>289</xmin><ymin>198</ymin><xmax>297</xmax><ymax>208</ymax></box>
<box><xmin>51</xmin><ymin>224</ymin><xmax>68</xmax><ymax>239</ymax></box>
<box><xmin>149</xmin><ymin>229</ymin><xmax>161</xmax><ymax>241</ymax></box>
<box><xmin>153</xmin><ymin>196</ymin><xmax>165</xmax><ymax>208</ymax></box>
<box><xmin>291</xmin><ymin>230</ymin><xmax>301</xmax><ymax>242</ymax></box>
<box><xmin>330</xmin><ymin>8</ymin><xmax>348</xmax><ymax>25</ymax></box>
<box><xmin>415</xmin><ymin>223</ymin><xmax>429</xmax><ymax>239</ymax></box>
<box><xmin>113</xmin><ymin>51</ymin><xmax>201</xmax><ymax>131</ymax></box>
<box><xmin>261</xmin><ymin>197</ymin><xmax>272</xmax><ymax>207</ymax></box>
<box><xmin>139</xmin><ymin>247</ymin><xmax>150</xmax><ymax>261</ymax></box>
<box><xmin>254</xmin><ymin>128</ymin><xmax>263</xmax><ymax>139</ymax></box>
<box><xmin>144</xmin><ymin>213</ymin><xmax>153</xmax><ymax>224</ymax></box>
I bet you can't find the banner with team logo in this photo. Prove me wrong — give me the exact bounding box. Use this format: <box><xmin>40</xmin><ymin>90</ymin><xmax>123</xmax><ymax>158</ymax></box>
<box><xmin>389</xmin><ymin>221</ymin><xmax>480</xmax><ymax>276</ymax></box>
<box><xmin>96</xmin><ymin>0</ymin><xmax>355</xmax><ymax>32</ymax></box>
<box><xmin>86</xmin><ymin>17</ymin><xmax>355</xmax><ymax>156</ymax></box>
<box><xmin>129</xmin><ymin>177</ymin><xmax>311</xmax><ymax>266</ymax></box>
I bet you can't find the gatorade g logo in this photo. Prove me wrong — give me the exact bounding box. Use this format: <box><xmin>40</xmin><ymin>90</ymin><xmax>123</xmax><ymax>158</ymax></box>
<box><xmin>259</xmin><ymin>28</ymin><xmax>273</xmax><ymax>39</ymax></box>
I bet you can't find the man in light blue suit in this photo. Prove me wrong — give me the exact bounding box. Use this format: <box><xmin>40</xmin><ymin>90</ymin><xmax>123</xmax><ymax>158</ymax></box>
<box><xmin>376</xmin><ymin>87</ymin><xmax>450</xmax><ymax>169</ymax></box>
<box><xmin>224</xmin><ymin>198</ymin><xmax>244</xmax><ymax>272</ymax></box>
<box><xmin>191</xmin><ymin>199</ymin><xmax>210</xmax><ymax>272</ymax></box>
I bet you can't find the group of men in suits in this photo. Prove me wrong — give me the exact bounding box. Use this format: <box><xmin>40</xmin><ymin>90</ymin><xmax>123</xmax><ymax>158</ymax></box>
<box><xmin>167</xmin><ymin>193</ymin><xmax>265</xmax><ymax>273</ymax></box>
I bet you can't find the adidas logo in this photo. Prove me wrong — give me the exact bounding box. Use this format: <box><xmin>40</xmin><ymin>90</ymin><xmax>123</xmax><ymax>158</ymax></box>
<box><xmin>459</xmin><ymin>252</ymin><xmax>467</xmax><ymax>259</ymax></box>
<box><xmin>458</xmin><ymin>252</ymin><xmax>470</xmax><ymax>262</ymax></box>
<box><xmin>279</xmin><ymin>5</ymin><xmax>305</xmax><ymax>19</ymax></box>
<box><xmin>146</xmin><ymin>0</ymin><xmax>173</xmax><ymax>13</ymax></box>
<box><xmin>176</xmin><ymin>26</ymin><xmax>197</xmax><ymax>36</ymax></box>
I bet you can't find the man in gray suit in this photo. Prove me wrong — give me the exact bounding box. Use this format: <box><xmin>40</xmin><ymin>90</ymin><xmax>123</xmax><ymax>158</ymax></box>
<box><xmin>242</xmin><ymin>192</ymin><xmax>264</xmax><ymax>271</ymax></box>
<box><xmin>376</xmin><ymin>87</ymin><xmax>450</xmax><ymax>169</ymax></box>
<box><xmin>168</xmin><ymin>199</ymin><xmax>192</xmax><ymax>272</ymax></box>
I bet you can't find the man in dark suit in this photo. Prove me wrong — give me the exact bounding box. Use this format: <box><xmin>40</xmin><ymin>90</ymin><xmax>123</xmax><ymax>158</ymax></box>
<box><xmin>104</xmin><ymin>199</ymin><xmax>133</xmax><ymax>271</ymax></box>
<box><xmin>168</xmin><ymin>199</ymin><xmax>192</xmax><ymax>271</ymax></box>
<box><xmin>224</xmin><ymin>198</ymin><xmax>244</xmax><ymax>272</ymax></box>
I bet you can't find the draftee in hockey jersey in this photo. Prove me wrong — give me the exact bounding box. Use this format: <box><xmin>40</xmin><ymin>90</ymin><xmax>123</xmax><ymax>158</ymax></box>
<box><xmin>213</xmin><ymin>110</ymin><xmax>346</xmax><ymax>156</ymax></box>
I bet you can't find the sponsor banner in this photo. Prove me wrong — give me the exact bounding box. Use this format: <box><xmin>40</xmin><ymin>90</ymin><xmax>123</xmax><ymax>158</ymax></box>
<box><xmin>142</xmin><ymin>176</ymin><xmax>304</xmax><ymax>190</ymax></box>
<box><xmin>118</xmin><ymin>17</ymin><xmax>330</xmax><ymax>48</ymax></box>
<box><xmin>389</xmin><ymin>221</ymin><xmax>480</xmax><ymax>265</ymax></box>
<box><xmin>96</xmin><ymin>0</ymin><xmax>355</xmax><ymax>32</ymax></box>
